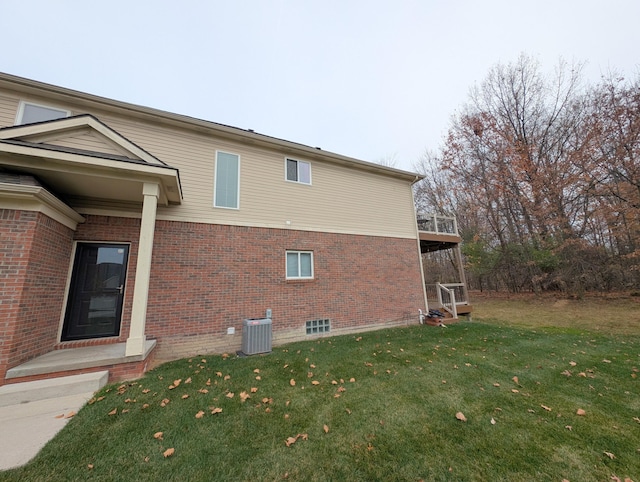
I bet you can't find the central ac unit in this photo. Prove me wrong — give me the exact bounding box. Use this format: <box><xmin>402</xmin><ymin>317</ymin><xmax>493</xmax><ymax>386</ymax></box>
<box><xmin>241</xmin><ymin>318</ymin><xmax>272</xmax><ymax>355</ymax></box>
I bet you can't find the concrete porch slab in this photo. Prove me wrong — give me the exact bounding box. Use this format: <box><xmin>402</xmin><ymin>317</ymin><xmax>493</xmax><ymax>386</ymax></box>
<box><xmin>5</xmin><ymin>339</ymin><xmax>156</xmax><ymax>380</ymax></box>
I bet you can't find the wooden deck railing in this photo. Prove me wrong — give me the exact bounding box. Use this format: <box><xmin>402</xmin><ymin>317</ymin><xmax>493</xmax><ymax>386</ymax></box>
<box><xmin>416</xmin><ymin>213</ymin><xmax>458</xmax><ymax>236</ymax></box>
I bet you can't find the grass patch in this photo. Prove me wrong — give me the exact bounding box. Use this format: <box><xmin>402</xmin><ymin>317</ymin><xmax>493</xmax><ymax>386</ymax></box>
<box><xmin>1</xmin><ymin>301</ymin><xmax>639</xmax><ymax>481</ymax></box>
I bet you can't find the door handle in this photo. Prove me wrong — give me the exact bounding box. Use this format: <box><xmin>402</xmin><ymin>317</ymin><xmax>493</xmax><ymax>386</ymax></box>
<box><xmin>117</xmin><ymin>285</ymin><xmax>124</xmax><ymax>294</ymax></box>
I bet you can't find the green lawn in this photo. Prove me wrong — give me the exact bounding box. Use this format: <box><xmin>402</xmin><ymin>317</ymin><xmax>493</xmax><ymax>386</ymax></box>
<box><xmin>1</xmin><ymin>299</ymin><xmax>639</xmax><ymax>481</ymax></box>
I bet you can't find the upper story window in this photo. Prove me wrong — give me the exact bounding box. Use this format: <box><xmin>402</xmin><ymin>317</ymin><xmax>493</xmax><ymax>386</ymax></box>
<box><xmin>286</xmin><ymin>158</ymin><xmax>311</xmax><ymax>185</ymax></box>
<box><xmin>214</xmin><ymin>151</ymin><xmax>240</xmax><ymax>209</ymax></box>
<box><xmin>16</xmin><ymin>101</ymin><xmax>70</xmax><ymax>125</ymax></box>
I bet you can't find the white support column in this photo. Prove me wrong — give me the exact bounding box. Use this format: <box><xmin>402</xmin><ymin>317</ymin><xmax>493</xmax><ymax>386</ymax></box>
<box><xmin>126</xmin><ymin>182</ymin><xmax>159</xmax><ymax>357</ymax></box>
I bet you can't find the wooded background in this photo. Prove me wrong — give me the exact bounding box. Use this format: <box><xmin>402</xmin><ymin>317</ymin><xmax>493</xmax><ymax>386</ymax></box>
<box><xmin>414</xmin><ymin>54</ymin><xmax>639</xmax><ymax>296</ymax></box>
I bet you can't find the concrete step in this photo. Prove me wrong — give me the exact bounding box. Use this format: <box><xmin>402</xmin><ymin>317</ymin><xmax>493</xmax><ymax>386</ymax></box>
<box><xmin>0</xmin><ymin>371</ymin><xmax>109</xmax><ymax>407</ymax></box>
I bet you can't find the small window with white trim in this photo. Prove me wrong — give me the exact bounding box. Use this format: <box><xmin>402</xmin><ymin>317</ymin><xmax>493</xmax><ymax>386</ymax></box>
<box><xmin>306</xmin><ymin>319</ymin><xmax>330</xmax><ymax>335</ymax></box>
<box><xmin>214</xmin><ymin>151</ymin><xmax>240</xmax><ymax>209</ymax></box>
<box><xmin>16</xmin><ymin>101</ymin><xmax>69</xmax><ymax>125</ymax></box>
<box><xmin>285</xmin><ymin>158</ymin><xmax>311</xmax><ymax>185</ymax></box>
<box><xmin>286</xmin><ymin>250</ymin><xmax>313</xmax><ymax>279</ymax></box>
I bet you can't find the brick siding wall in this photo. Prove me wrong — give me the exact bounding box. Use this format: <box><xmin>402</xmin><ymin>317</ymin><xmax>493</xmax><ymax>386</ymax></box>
<box><xmin>0</xmin><ymin>210</ymin><xmax>74</xmax><ymax>382</ymax></box>
<box><xmin>2</xmin><ymin>213</ymin><xmax>425</xmax><ymax>381</ymax></box>
<box><xmin>149</xmin><ymin>219</ymin><xmax>424</xmax><ymax>361</ymax></box>
<box><xmin>76</xmin><ymin>216</ymin><xmax>425</xmax><ymax>361</ymax></box>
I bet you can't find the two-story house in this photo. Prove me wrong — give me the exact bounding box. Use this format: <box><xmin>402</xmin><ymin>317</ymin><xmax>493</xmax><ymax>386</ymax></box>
<box><xmin>0</xmin><ymin>72</ymin><xmax>428</xmax><ymax>387</ymax></box>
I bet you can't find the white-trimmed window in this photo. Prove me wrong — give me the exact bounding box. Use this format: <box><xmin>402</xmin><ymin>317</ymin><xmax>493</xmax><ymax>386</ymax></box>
<box><xmin>286</xmin><ymin>251</ymin><xmax>313</xmax><ymax>279</ymax></box>
<box><xmin>214</xmin><ymin>151</ymin><xmax>240</xmax><ymax>209</ymax></box>
<box><xmin>285</xmin><ymin>158</ymin><xmax>311</xmax><ymax>185</ymax></box>
<box><xmin>16</xmin><ymin>101</ymin><xmax>69</xmax><ymax>125</ymax></box>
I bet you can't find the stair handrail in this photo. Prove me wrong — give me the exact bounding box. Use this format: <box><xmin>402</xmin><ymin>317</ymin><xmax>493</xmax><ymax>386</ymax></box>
<box><xmin>436</xmin><ymin>282</ymin><xmax>458</xmax><ymax>318</ymax></box>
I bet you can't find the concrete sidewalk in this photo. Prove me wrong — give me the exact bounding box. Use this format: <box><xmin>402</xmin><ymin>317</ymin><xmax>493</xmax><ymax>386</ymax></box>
<box><xmin>0</xmin><ymin>392</ymin><xmax>94</xmax><ymax>471</ymax></box>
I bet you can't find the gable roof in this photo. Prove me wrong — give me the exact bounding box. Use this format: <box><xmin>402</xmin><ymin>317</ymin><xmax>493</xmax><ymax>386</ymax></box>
<box><xmin>0</xmin><ymin>114</ymin><xmax>166</xmax><ymax>166</ymax></box>
<box><xmin>0</xmin><ymin>114</ymin><xmax>182</xmax><ymax>206</ymax></box>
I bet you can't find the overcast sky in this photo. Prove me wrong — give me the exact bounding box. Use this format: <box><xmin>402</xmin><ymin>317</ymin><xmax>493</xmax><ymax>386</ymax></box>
<box><xmin>2</xmin><ymin>1</ymin><xmax>639</xmax><ymax>172</ymax></box>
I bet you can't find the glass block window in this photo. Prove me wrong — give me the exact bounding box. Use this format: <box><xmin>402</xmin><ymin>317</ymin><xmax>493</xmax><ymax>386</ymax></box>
<box><xmin>306</xmin><ymin>319</ymin><xmax>330</xmax><ymax>335</ymax></box>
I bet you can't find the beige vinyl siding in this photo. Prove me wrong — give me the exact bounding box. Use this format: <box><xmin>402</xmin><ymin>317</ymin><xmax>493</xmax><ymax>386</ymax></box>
<box><xmin>0</xmin><ymin>88</ymin><xmax>418</xmax><ymax>239</ymax></box>
<box><xmin>0</xmin><ymin>93</ymin><xmax>20</xmax><ymax>126</ymax></box>
<box><xmin>48</xmin><ymin>129</ymin><xmax>137</xmax><ymax>159</ymax></box>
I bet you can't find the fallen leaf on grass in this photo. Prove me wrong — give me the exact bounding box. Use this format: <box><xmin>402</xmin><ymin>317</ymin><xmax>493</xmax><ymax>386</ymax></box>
<box><xmin>603</xmin><ymin>451</ymin><xmax>615</xmax><ymax>459</ymax></box>
<box><xmin>108</xmin><ymin>408</ymin><xmax>117</xmax><ymax>416</ymax></box>
<box><xmin>512</xmin><ymin>376</ymin><xmax>519</xmax><ymax>384</ymax></box>
<box><xmin>633</xmin><ymin>417</ymin><xmax>640</xmax><ymax>424</ymax></box>
<box><xmin>576</xmin><ymin>408</ymin><xmax>586</xmax><ymax>416</ymax></box>
<box><xmin>142</xmin><ymin>403</ymin><xmax>150</xmax><ymax>409</ymax></box>
<box><xmin>603</xmin><ymin>359</ymin><xmax>612</xmax><ymax>363</ymax></box>
<box><xmin>195</xmin><ymin>410</ymin><xmax>205</xmax><ymax>419</ymax></box>
<box><xmin>490</xmin><ymin>418</ymin><xmax>496</xmax><ymax>425</ymax></box>
<box><xmin>160</xmin><ymin>398</ymin><xmax>170</xmax><ymax>407</ymax></box>
<box><xmin>210</xmin><ymin>407</ymin><xmax>223</xmax><ymax>415</ymax></box>
<box><xmin>198</xmin><ymin>388</ymin><xmax>209</xmax><ymax>394</ymax></box>
<box><xmin>285</xmin><ymin>433</ymin><xmax>309</xmax><ymax>447</ymax></box>
<box><xmin>290</xmin><ymin>379</ymin><xmax>296</xmax><ymax>387</ymax></box>
<box><xmin>240</xmin><ymin>391</ymin><xmax>250</xmax><ymax>402</ymax></box>
<box><xmin>142</xmin><ymin>389</ymin><xmax>150</xmax><ymax>394</ymax></box>
<box><xmin>250</xmin><ymin>387</ymin><xmax>258</xmax><ymax>393</ymax></box>
<box><xmin>493</xmin><ymin>383</ymin><xmax>500</xmax><ymax>387</ymax></box>
<box><xmin>285</xmin><ymin>437</ymin><xmax>297</xmax><ymax>447</ymax></box>
<box><xmin>569</xmin><ymin>361</ymin><xmax>577</xmax><ymax>366</ymax></box>
<box><xmin>561</xmin><ymin>370</ymin><xmax>572</xmax><ymax>377</ymax></box>
<box><xmin>153</xmin><ymin>432</ymin><xmax>163</xmax><ymax>440</ymax></box>
<box><xmin>455</xmin><ymin>412</ymin><xmax>467</xmax><ymax>422</ymax></box>
<box><xmin>565</xmin><ymin>425</ymin><xmax>572</xmax><ymax>431</ymax></box>
<box><xmin>163</xmin><ymin>448</ymin><xmax>175</xmax><ymax>458</ymax></box>
<box><xmin>182</xmin><ymin>394</ymin><xmax>189</xmax><ymax>400</ymax></box>
<box><xmin>323</xmin><ymin>424</ymin><xmax>329</xmax><ymax>433</ymax></box>
<box><xmin>226</xmin><ymin>392</ymin><xmax>234</xmax><ymax>399</ymax></box>
<box><xmin>541</xmin><ymin>404</ymin><xmax>552</xmax><ymax>411</ymax></box>
<box><xmin>311</xmin><ymin>380</ymin><xmax>320</xmax><ymax>386</ymax></box>
<box><xmin>511</xmin><ymin>389</ymin><xmax>519</xmax><ymax>393</ymax></box>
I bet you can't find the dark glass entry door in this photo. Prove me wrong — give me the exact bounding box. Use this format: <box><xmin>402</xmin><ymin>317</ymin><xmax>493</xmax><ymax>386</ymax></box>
<box><xmin>62</xmin><ymin>243</ymin><xmax>129</xmax><ymax>341</ymax></box>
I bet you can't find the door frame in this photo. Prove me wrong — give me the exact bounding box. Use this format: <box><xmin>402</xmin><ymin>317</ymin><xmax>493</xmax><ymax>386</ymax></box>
<box><xmin>59</xmin><ymin>241</ymin><xmax>131</xmax><ymax>342</ymax></box>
